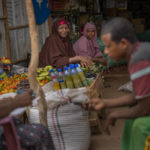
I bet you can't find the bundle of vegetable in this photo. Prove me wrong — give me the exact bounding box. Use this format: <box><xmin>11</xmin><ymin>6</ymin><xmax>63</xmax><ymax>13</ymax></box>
<box><xmin>82</xmin><ymin>63</ymin><xmax>103</xmax><ymax>74</ymax></box>
<box><xmin>0</xmin><ymin>73</ymin><xmax>27</xmax><ymax>95</ymax></box>
<box><xmin>36</xmin><ymin>65</ymin><xmax>52</xmax><ymax>86</ymax></box>
<box><xmin>89</xmin><ymin>63</ymin><xmax>103</xmax><ymax>74</ymax></box>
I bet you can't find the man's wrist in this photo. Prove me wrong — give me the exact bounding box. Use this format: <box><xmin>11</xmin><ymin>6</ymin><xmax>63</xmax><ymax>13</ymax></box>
<box><xmin>12</xmin><ymin>97</ymin><xmax>19</xmax><ymax>108</ymax></box>
<box><xmin>102</xmin><ymin>100</ymin><xmax>107</xmax><ymax>108</ymax></box>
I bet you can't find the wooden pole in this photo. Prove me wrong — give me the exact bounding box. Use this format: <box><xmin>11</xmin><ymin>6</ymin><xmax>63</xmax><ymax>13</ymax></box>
<box><xmin>25</xmin><ymin>0</ymin><xmax>48</xmax><ymax>126</ymax></box>
<box><xmin>47</xmin><ymin>15</ymin><xmax>52</xmax><ymax>35</ymax></box>
<box><xmin>2</xmin><ymin>0</ymin><xmax>11</xmax><ymax>59</ymax></box>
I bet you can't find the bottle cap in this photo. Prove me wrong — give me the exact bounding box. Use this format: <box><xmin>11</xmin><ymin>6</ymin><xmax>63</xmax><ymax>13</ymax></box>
<box><xmin>64</xmin><ymin>66</ymin><xmax>68</xmax><ymax>70</ymax></box>
<box><xmin>75</xmin><ymin>64</ymin><xmax>79</xmax><ymax>68</ymax></box>
<box><xmin>49</xmin><ymin>69</ymin><xmax>53</xmax><ymax>73</ymax></box>
<box><xmin>70</xmin><ymin>65</ymin><xmax>74</xmax><ymax>70</ymax></box>
<box><xmin>53</xmin><ymin>68</ymin><xmax>56</xmax><ymax>71</ymax></box>
<box><xmin>69</xmin><ymin>64</ymin><xmax>74</xmax><ymax>67</ymax></box>
<box><xmin>57</xmin><ymin>68</ymin><xmax>62</xmax><ymax>72</ymax></box>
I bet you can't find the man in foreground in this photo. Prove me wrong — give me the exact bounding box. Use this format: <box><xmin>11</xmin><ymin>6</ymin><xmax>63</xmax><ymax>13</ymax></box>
<box><xmin>88</xmin><ymin>17</ymin><xmax>150</xmax><ymax>150</ymax></box>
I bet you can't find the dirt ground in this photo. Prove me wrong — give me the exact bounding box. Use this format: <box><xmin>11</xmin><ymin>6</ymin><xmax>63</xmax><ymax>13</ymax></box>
<box><xmin>91</xmin><ymin>70</ymin><xmax>130</xmax><ymax>150</ymax></box>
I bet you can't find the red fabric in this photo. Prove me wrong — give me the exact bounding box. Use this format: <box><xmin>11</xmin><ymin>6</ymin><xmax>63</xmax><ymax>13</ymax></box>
<box><xmin>129</xmin><ymin>60</ymin><xmax>150</xmax><ymax>100</ymax></box>
<box><xmin>132</xmin><ymin>74</ymin><xmax>150</xmax><ymax>99</ymax></box>
<box><xmin>129</xmin><ymin>60</ymin><xmax>150</xmax><ymax>74</ymax></box>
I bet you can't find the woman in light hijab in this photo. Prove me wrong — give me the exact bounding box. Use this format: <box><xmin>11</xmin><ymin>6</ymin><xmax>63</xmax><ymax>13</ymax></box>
<box><xmin>73</xmin><ymin>22</ymin><xmax>107</xmax><ymax>65</ymax></box>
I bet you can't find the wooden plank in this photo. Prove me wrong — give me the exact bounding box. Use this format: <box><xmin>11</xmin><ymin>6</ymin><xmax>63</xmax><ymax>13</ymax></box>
<box><xmin>2</xmin><ymin>0</ymin><xmax>11</xmax><ymax>60</ymax></box>
<box><xmin>47</xmin><ymin>15</ymin><xmax>52</xmax><ymax>34</ymax></box>
<box><xmin>9</xmin><ymin>24</ymin><xmax>29</xmax><ymax>30</ymax></box>
<box><xmin>12</xmin><ymin>58</ymin><xmax>27</xmax><ymax>64</ymax></box>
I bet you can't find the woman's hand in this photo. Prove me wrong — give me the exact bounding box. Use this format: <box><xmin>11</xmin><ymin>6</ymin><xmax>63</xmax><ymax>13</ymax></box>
<box><xmin>69</xmin><ymin>56</ymin><xmax>92</xmax><ymax>68</ymax></box>
<box><xmin>79</xmin><ymin>56</ymin><xmax>93</xmax><ymax>69</ymax></box>
<box><xmin>92</xmin><ymin>57</ymin><xmax>108</xmax><ymax>66</ymax></box>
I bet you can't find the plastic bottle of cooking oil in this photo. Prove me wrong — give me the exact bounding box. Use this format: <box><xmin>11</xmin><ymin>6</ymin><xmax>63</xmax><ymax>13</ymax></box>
<box><xmin>70</xmin><ymin>65</ymin><xmax>83</xmax><ymax>88</ymax></box>
<box><xmin>75</xmin><ymin>64</ymin><xmax>89</xmax><ymax>86</ymax></box>
<box><xmin>52</xmin><ymin>75</ymin><xmax>60</xmax><ymax>91</ymax></box>
<box><xmin>53</xmin><ymin>68</ymin><xmax>58</xmax><ymax>78</ymax></box>
<box><xmin>64</xmin><ymin>66</ymin><xmax>74</xmax><ymax>89</ymax></box>
<box><xmin>49</xmin><ymin>69</ymin><xmax>55</xmax><ymax>78</ymax></box>
<box><xmin>69</xmin><ymin>64</ymin><xmax>75</xmax><ymax>72</ymax></box>
<box><xmin>57</xmin><ymin>68</ymin><xmax>66</xmax><ymax>89</ymax></box>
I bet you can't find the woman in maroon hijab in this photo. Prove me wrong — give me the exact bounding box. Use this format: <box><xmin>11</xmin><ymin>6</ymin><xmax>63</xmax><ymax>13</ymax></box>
<box><xmin>39</xmin><ymin>18</ymin><xmax>92</xmax><ymax>68</ymax></box>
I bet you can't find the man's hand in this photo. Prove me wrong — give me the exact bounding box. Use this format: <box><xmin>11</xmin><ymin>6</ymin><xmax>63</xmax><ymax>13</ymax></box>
<box><xmin>87</xmin><ymin>98</ymin><xmax>106</xmax><ymax>111</ymax></box>
<box><xmin>103</xmin><ymin>58</ymin><xmax>109</xmax><ymax>67</ymax></box>
<box><xmin>14</xmin><ymin>89</ymin><xmax>34</xmax><ymax>108</ymax></box>
<box><xmin>104</xmin><ymin>112</ymin><xmax>117</xmax><ymax>135</ymax></box>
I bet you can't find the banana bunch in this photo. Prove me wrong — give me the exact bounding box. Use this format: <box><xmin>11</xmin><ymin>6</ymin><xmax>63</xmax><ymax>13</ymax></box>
<box><xmin>36</xmin><ymin>65</ymin><xmax>53</xmax><ymax>86</ymax></box>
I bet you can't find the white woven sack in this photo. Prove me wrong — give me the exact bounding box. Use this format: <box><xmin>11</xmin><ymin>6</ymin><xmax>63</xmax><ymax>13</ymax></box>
<box><xmin>29</xmin><ymin>87</ymin><xmax>91</xmax><ymax>150</ymax></box>
<box><xmin>29</xmin><ymin>104</ymin><xmax>90</xmax><ymax>150</ymax></box>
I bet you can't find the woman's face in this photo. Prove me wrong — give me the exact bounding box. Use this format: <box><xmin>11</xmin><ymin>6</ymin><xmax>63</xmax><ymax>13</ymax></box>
<box><xmin>58</xmin><ymin>24</ymin><xmax>69</xmax><ymax>38</ymax></box>
<box><xmin>86</xmin><ymin>28</ymin><xmax>95</xmax><ymax>40</ymax></box>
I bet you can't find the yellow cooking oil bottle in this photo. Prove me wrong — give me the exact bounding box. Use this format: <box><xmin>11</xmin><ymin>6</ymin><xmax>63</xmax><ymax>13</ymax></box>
<box><xmin>52</xmin><ymin>75</ymin><xmax>60</xmax><ymax>91</ymax></box>
<box><xmin>57</xmin><ymin>68</ymin><xmax>66</xmax><ymax>89</ymax></box>
<box><xmin>64</xmin><ymin>66</ymin><xmax>74</xmax><ymax>88</ymax></box>
<box><xmin>75</xmin><ymin>64</ymin><xmax>89</xmax><ymax>86</ymax></box>
<box><xmin>70</xmin><ymin>65</ymin><xmax>83</xmax><ymax>88</ymax></box>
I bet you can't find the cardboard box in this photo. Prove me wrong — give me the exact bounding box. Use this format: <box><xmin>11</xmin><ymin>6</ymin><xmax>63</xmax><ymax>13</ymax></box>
<box><xmin>134</xmin><ymin>24</ymin><xmax>144</xmax><ymax>33</ymax></box>
<box><xmin>106</xmin><ymin>8</ymin><xmax>117</xmax><ymax>17</ymax></box>
<box><xmin>118</xmin><ymin>11</ymin><xmax>132</xmax><ymax>21</ymax></box>
<box><xmin>51</xmin><ymin>0</ymin><xmax>68</xmax><ymax>11</ymax></box>
<box><xmin>132</xmin><ymin>18</ymin><xmax>145</xmax><ymax>25</ymax></box>
<box><xmin>80</xmin><ymin>14</ymin><xmax>89</xmax><ymax>25</ymax></box>
<box><xmin>106</xmin><ymin>0</ymin><xmax>115</xmax><ymax>8</ymax></box>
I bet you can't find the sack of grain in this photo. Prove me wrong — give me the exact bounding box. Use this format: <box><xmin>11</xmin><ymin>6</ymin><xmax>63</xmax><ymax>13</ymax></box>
<box><xmin>29</xmin><ymin>87</ymin><xmax>91</xmax><ymax>150</ymax></box>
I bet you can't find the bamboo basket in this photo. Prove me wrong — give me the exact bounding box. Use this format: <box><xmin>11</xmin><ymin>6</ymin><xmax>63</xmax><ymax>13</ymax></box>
<box><xmin>87</xmin><ymin>73</ymin><xmax>103</xmax><ymax>99</ymax></box>
<box><xmin>86</xmin><ymin>73</ymin><xmax>104</xmax><ymax>134</ymax></box>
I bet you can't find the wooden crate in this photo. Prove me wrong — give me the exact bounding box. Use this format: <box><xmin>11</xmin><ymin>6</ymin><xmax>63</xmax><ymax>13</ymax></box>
<box><xmin>49</xmin><ymin>0</ymin><xmax>69</xmax><ymax>11</ymax></box>
<box><xmin>87</xmin><ymin>73</ymin><xmax>103</xmax><ymax>99</ymax></box>
<box><xmin>86</xmin><ymin>73</ymin><xmax>104</xmax><ymax>134</ymax></box>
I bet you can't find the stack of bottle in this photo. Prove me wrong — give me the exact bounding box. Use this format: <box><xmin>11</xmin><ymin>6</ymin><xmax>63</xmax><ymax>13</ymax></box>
<box><xmin>49</xmin><ymin>64</ymin><xmax>89</xmax><ymax>91</ymax></box>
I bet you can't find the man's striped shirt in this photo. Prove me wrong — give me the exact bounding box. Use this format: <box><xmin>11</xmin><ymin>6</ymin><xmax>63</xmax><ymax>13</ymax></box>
<box><xmin>128</xmin><ymin>42</ymin><xmax>150</xmax><ymax>100</ymax></box>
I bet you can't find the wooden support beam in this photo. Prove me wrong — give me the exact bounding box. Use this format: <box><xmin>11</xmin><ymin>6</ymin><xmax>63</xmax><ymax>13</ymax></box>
<box><xmin>0</xmin><ymin>16</ymin><xmax>6</xmax><ymax>20</ymax></box>
<box><xmin>25</xmin><ymin>0</ymin><xmax>48</xmax><ymax>127</ymax></box>
<box><xmin>47</xmin><ymin>15</ymin><xmax>52</xmax><ymax>35</ymax></box>
<box><xmin>2</xmin><ymin>0</ymin><xmax>11</xmax><ymax>60</ymax></box>
<box><xmin>9</xmin><ymin>24</ymin><xmax>29</xmax><ymax>30</ymax></box>
<box><xmin>12</xmin><ymin>58</ymin><xmax>27</xmax><ymax>64</ymax></box>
